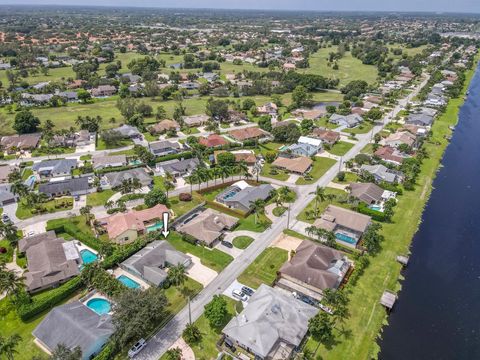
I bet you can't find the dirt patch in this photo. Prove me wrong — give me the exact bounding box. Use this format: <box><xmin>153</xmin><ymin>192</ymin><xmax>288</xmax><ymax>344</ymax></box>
<box><xmin>270</xmin><ymin>233</ymin><xmax>302</xmax><ymax>259</ymax></box>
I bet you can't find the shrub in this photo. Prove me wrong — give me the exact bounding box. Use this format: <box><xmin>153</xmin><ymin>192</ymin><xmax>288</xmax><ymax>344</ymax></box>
<box><xmin>46</xmin><ymin>220</ymin><xmax>102</xmax><ymax>251</ymax></box>
<box><xmin>0</xmin><ymin>247</ymin><xmax>6</xmax><ymax>254</ymax></box>
<box><xmin>181</xmin><ymin>233</ymin><xmax>197</xmax><ymax>245</ymax></box>
<box><xmin>179</xmin><ymin>193</ymin><xmax>192</xmax><ymax>202</ymax></box>
<box><xmin>357</xmin><ymin>203</ymin><xmax>387</xmax><ymax>222</ymax></box>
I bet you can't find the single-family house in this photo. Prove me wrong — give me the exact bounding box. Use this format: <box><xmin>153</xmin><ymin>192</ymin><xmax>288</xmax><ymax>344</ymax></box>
<box><xmin>0</xmin><ymin>165</ymin><xmax>14</xmax><ymax>183</ymax></box>
<box><xmin>101</xmin><ymin>168</ymin><xmax>152</xmax><ymax>189</ymax></box>
<box><xmin>292</xmin><ymin>108</ymin><xmax>325</xmax><ymax>120</ymax></box>
<box><xmin>360</xmin><ymin>164</ymin><xmax>404</xmax><ymax>184</ymax></box>
<box><xmin>99</xmin><ymin>204</ymin><xmax>170</xmax><ymax>244</ymax></box>
<box><xmin>198</xmin><ymin>134</ymin><xmax>229</xmax><ymax>148</ymax></box>
<box><xmin>374</xmin><ymin>146</ymin><xmax>406</xmax><ymax>165</ymax></box>
<box><xmin>222</xmin><ymin>284</ymin><xmax>318</xmax><ymax>360</ymax></box>
<box><xmin>32</xmin><ymin>159</ymin><xmax>77</xmax><ymax>178</ymax></box>
<box><xmin>121</xmin><ymin>240</ymin><xmax>191</xmax><ymax>286</ymax></box>
<box><xmin>277</xmin><ymin>240</ymin><xmax>351</xmax><ymax>301</ymax></box>
<box><xmin>182</xmin><ymin>114</ymin><xmax>210</xmax><ymax>127</ymax></box>
<box><xmin>112</xmin><ymin>124</ymin><xmax>142</xmax><ymax>139</ymax></box>
<box><xmin>1</xmin><ymin>133</ymin><xmax>41</xmax><ymax>153</ymax></box>
<box><xmin>256</xmin><ymin>102</ymin><xmax>278</xmax><ymax>116</ymax></box>
<box><xmin>405</xmin><ymin>113</ymin><xmax>434</xmax><ymax>127</ymax></box>
<box><xmin>90</xmin><ymin>85</ymin><xmax>116</xmax><ymax>97</ymax></box>
<box><xmin>176</xmin><ymin>208</ymin><xmax>238</xmax><ymax>247</ymax></box>
<box><xmin>329</xmin><ymin>114</ymin><xmax>363</xmax><ymax>128</ymax></box>
<box><xmin>384</xmin><ymin>131</ymin><xmax>417</xmax><ymax>149</ymax></box>
<box><xmin>92</xmin><ymin>154</ymin><xmax>127</xmax><ymax>170</ymax></box>
<box><xmin>228</xmin><ymin>127</ymin><xmax>269</xmax><ymax>142</ymax></box>
<box><xmin>149</xmin><ymin>140</ymin><xmax>182</xmax><ymax>157</ymax></box>
<box><xmin>349</xmin><ymin>182</ymin><xmax>396</xmax><ymax>205</ymax></box>
<box><xmin>311</xmin><ymin>128</ymin><xmax>340</xmax><ymax>145</ymax></box>
<box><xmin>271</xmin><ymin>156</ymin><xmax>313</xmax><ymax>175</ymax></box>
<box><xmin>39</xmin><ymin>177</ymin><xmax>90</xmax><ymax>197</ymax></box>
<box><xmin>149</xmin><ymin>119</ymin><xmax>180</xmax><ymax>135</ymax></box>
<box><xmin>155</xmin><ymin>158</ymin><xmax>200</xmax><ymax>177</ymax></box>
<box><xmin>32</xmin><ymin>301</ymin><xmax>114</xmax><ymax>360</ymax></box>
<box><xmin>0</xmin><ymin>184</ymin><xmax>18</xmax><ymax>206</ymax></box>
<box><xmin>18</xmin><ymin>231</ymin><xmax>81</xmax><ymax>292</ymax></box>
<box><xmin>216</xmin><ymin>181</ymin><xmax>274</xmax><ymax>213</ymax></box>
<box><xmin>314</xmin><ymin>205</ymin><xmax>371</xmax><ymax>247</ymax></box>
<box><xmin>287</xmin><ymin>136</ymin><xmax>322</xmax><ymax>157</ymax></box>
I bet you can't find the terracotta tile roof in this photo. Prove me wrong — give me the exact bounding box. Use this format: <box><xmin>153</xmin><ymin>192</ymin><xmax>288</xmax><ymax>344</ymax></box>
<box><xmin>198</xmin><ymin>134</ymin><xmax>228</xmax><ymax>148</ymax></box>
<box><xmin>228</xmin><ymin>127</ymin><xmax>268</xmax><ymax>141</ymax></box>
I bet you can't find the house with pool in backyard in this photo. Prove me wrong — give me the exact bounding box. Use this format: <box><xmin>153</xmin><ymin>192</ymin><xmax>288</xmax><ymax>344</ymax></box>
<box><xmin>313</xmin><ymin>205</ymin><xmax>372</xmax><ymax>248</ymax></box>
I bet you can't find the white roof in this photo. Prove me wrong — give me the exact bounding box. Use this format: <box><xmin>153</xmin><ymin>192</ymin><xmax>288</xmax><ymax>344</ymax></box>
<box><xmin>62</xmin><ymin>241</ymin><xmax>80</xmax><ymax>261</ymax></box>
<box><xmin>298</xmin><ymin>136</ymin><xmax>322</xmax><ymax>147</ymax></box>
<box><xmin>232</xmin><ymin>180</ymin><xmax>251</xmax><ymax>190</ymax></box>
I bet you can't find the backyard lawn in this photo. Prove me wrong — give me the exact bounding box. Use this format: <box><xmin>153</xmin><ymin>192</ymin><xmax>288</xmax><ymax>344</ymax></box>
<box><xmin>238</xmin><ymin>247</ymin><xmax>288</xmax><ymax>289</ymax></box>
<box><xmin>169</xmin><ymin>193</ymin><xmax>204</xmax><ymax>217</ymax></box>
<box><xmin>360</xmin><ymin>143</ymin><xmax>374</xmax><ymax>154</ymax></box>
<box><xmin>232</xmin><ymin>236</ymin><xmax>254</xmax><ymax>249</ymax></box>
<box><xmin>332</xmin><ymin>171</ymin><xmax>359</xmax><ymax>184</ymax></box>
<box><xmin>295</xmin><ymin>157</ymin><xmax>337</xmax><ymax>185</ymax></box>
<box><xmin>260</xmin><ymin>162</ymin><xmax>290</xmax><ymax>181</ymax></box>
<box><xmin>86</xmin><ymin>189</ymin><xmax>116</xmax><ymax>207</ymax></box>
<box><xmin>16</xmin><ymin>197</ymin><xmax>73</xmax><ymax>220</ymax></box>
<box><xmin>343</xmin><ymin>121</ymin><xmax>374</xmax><ymax>135</ymax></box>
<box><xmin>167</xmin><ymin>232</ymin><xmax>232</xmax><ymax>272</ymax></box>
<box><xmin>328</xmin><ymin>141</ymin><xmax>355</xmax><ymax>156</ymax></box>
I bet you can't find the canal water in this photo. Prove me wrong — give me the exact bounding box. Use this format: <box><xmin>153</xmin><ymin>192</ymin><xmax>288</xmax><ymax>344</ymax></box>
<box><xmin>379</xmin><ymin>63</ymin><xmax>480</xmax><ymax>359</ymax></box>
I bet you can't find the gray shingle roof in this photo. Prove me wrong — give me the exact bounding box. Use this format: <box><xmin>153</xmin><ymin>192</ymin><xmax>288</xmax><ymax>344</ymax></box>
<box><xmin>39</xmin><ymin>177</ymin><xmax>90</xmax><ymax>196</ymax></box>
<box><xmin>33</xmin><ymin>301</ymin><xmax>114</xmax><ymax>359</ymax></box>
<box><xmin>155</xmin><ymin>158</ymin><xmax>200</xmax><ymax>175</ymax></box>
<box><xmin>103</xmin><ymin>168</ymin><xmax>152</xmax><ymax>188</ymax></box>
<box><xmin>223</xmin><ymin>285</ymin><xmax>318</xmax><ymax>358</ymax></box>
<box><xmin>224</xmin><ymin>184</ymin><xmax>274</xmax><ymax>212</ymax></box>
<box><xmin>32</xmin><ymin>159</ymin><xmax>77</xmax><ymax>175</ymax></box>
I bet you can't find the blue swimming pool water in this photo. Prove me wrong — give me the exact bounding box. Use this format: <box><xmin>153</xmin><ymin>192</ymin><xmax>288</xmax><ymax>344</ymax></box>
<box><xmin>146</xmin><ymin>221</ymin><xmax>163</xmax><ymax>232</ymax></box>
<box><xmin>118</xmin><ymin>275</ymin><xmax>140</xmax><ymax>289</ymax></box>
<box><xmin>335</xmin><ymin>232</ymin><xmax>357</xmax><ymax>245</ymax></box>
<box><xmin>86</xmin><ymin>298</ymin><xmax>111</xmax><ymax>315</ymax></box>
<box><xmin>369</xmin><ymin>205</ymin><xmax>382</xmax><ymax>212</ymax></box>
<box><xmin>80</xmin><ymin>249</ymin><xmax>98</xmax><ymax>264</ymax></box>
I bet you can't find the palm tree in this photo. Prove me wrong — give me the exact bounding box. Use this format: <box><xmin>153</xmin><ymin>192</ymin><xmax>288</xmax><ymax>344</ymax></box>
<box><xmin>0</xmin><ymin>334</ymin><xmax>22</xmax><ymax>360</ymax></box>
<box><xmin>236</xmin><ymin>161</ymin><xmax>249</xmax><ymax>180</ymax></box>
<box><xmin>0</xmin><ymin>222</ymin><xmax>20</xmax><ymax>247</ymax></box>
<box><xmin>10</xmin><ymin>181</ymin><xmax>29</xmax><ymax>198</ymax></box>
<box><xmin>7</xmin><ymin>169</ymin><xmax>21</xmax><ymax>183</ymax></box>
<box><xmin>79</xmin><ymin>205</ymin><xmax>92</xmax><ymax>224</ymax></box>
<box><xmin>164</xmin><ymin>180</ymin><xmax>175</xmax><ymax>199</ymax></box>
<box><xmin>220</xmin><ymin>166</ymin><xmax>230</xmax><ymax>184</ymax></box>
<box><xmin>131</xmin><ymin>178</ymin><xmax>142</xmax><ymax>191</ymax></box>
<box><xmin>249</xmin><ymin>199</ymin><xmax>266</xmax><ymax>225</ymax></box>
<box><xmin>105</xmin><ymin>200</ymin><xmax>115</xmax><ymax>210</ymax></box>
<box><xmin>119</xmin><ymin>179</ymin><xmax>133</xmax><ymax>194</ymax></box>
<box><xmin>167</xmin><ymin>264</ymin><xmax>187</xmax><ymax>287</ymax></box>
<box><xmin>0</xmin><ymin>263</ymin><xmax>24</xmax><ymax>302</ymax></box>
<box><xmin>309</xmin><ymin>186</ymin><xmax>326</xmax><ymax>218</ymax></box>
<box><xmin>212</xmin><ymin>167</ymin><xmax>222</xmax><ymax>186</ymax></box>
<box><xmin>198</xmin><ymin>167</ymin><xmax>211</xmax><ymax>188</ymax></box>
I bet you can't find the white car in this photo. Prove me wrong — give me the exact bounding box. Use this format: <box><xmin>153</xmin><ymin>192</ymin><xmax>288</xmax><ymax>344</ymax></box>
<box><xmin>128</xmin><ymin>338</ymin><xmax>146</xmax><ymax>358</ymax></box>
<box><xmin>27</xmin><ymin>231</ymin><xmax>35</xmax><ymax>237</ymax></box>
<box><xmin>232</xmin><ymin>289</ymin><xmax>248</xmax><ymax>302</ymax></box>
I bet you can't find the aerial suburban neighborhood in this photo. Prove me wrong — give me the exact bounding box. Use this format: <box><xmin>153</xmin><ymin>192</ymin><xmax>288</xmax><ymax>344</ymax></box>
<box><xmin>0</xmin><ymin>4</ymin><xmax>479</xmax><ymax>360</ymax></box>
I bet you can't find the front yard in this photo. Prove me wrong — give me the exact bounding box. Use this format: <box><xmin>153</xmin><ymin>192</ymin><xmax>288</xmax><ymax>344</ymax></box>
<box><xmin>328</xmin><ymin>141</ymin><xmax>355</xmax><ymax>156</ymax></box>
<box><xmin>86</xmin><ymin>189</ymin><xmax>116</xmax><ymax>206</ymax></box>
<box><xmin>237</xmin><ymin>247</ymin><xmax>288</xmax><ymax>289</ymax></box>
<box><xmin>296</xmin><ymin>187</ymin><xmax>348</xmax><ymax>223</ymax></box>
<box><xmin>295</xmin><ymin>157</ymin><xmax>337</xmax><ymax>185</ymax></box>
<box><xmin>260</xmin><ymin>162</ymin><xmax>290</xmax><ymax>181</ymax></box>
<box><xmin>16</xmin><ymin>197</ymin><xmax>74</xmax><ymax>220</ymax></box>
<box><xmin>235</xmin><ymin>213</ymin><xmax>271</xmax><ymax>233</ymax></box>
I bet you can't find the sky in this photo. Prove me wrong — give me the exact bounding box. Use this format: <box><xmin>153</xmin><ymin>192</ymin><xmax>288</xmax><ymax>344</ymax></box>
<box><xmin>0</xmin><ymin>0</ymin><xmax>480</xmax><ymax>13</ymax></box>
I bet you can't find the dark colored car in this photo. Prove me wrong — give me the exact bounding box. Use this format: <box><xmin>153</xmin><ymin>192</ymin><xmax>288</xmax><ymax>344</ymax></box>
<box><xmin>221</xmin><ymin>241</ymin><xmax>233</xmax><ymax>248</ymax></box>
<box><xmin>241</xmin><ymin>286</ymin><xmax>254</xmax><ymax>296</ymax></box>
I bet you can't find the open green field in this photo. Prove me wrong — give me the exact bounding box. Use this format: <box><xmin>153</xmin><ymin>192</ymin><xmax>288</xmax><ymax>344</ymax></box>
<box><xmin>303</xmin><ymin>47</ymin><xmax>378</xmax><ymax>86</ymax></box>
<box><xmin>86</xmin><ymin>189</ymin><xmax>115</xmax><ymax>207</ymax></box>
<box><xmin>310</xmin><ymin>58</ymin><xmax>478</xmax><ymax>360</ymax></box>
<box><xmin>328</xmin><ymin>140</ymin><xmax>355</xmax><ymax>156</ymax></box>
<box><xmin>238</xmin><ymin>247</ymin><xmax>288</xmax><ymax>289</ymax></box>
<box><xmin>235</xmin><ymin>213</ymin><xmax>271</xmax><ymax>233</ymax></box>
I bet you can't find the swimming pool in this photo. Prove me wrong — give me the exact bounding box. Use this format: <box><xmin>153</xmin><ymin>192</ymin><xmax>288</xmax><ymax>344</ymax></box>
<box><xmin>335</xmin><ymin>232</ymin><xmax>358</xmax><ymax>245</ymax></box>
<box><xmin>146</xmin><ymin>221</ymin><xmax>163</xmax><ymax>232</ymax></box>
<box><xmin>25</xmin><ymin>175</ymin><xmax>36</xmax><ymax>188</ymax></box>
<box><xmin>369</xmin><ymin>204</ymin><xmax>383</xmax><ymax>212</ymax></box>
<box><xmin>86</xmin><ymin>298</ymin><xmax>111</xmax><ymax>315</ymax></box>
<box><xmin>118</xmin><ymin>275</ymin><xmax>141</xmax><ymax>289</ymax></box>
<box><xmin>80</xmin><ymin>249</ymin><xmax>98</xmax><ymax>264</ymax></box>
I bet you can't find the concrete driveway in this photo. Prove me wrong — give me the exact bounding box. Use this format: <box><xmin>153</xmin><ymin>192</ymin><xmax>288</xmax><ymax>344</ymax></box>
<box><xmin>73</xmin><ymin>194</ymin><xmax>87</xmax><ymax>210</ymax></box>
<box><xmin>22</xmin><ymin>220</ymin><xmax>47</xmax><ymax>236</ymax></box>
<box><xmin>214</xmin><ymin>240</ymin><xmax>243</xmax><ymax>258</ymax></box>
<box><xmin>2</xmin><ymin>203</ymin><xmax>19</xmax><ymax>223</ymax></box>
<box><xmin>186</xmin><ymin>254</ymin><xmax>217</xmax><ymax>287</ymax></box>
<box><xmin>222</xmin><ymin>279</ymin><xmax>253</xmax><ymax>307</ymax></box>
<box><xmin>167</xmin><ymin>338</ymin><xmax>195</xmax><ymax>360</ymax></box>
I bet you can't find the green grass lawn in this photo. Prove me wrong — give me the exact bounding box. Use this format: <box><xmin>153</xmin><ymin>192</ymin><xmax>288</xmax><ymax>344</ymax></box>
<box><xmin>96</xmin><ymin>137</ymin><xmax>133</xmax><ymax>150</ymax></box>
<box><xmin>316</xmin><ymin>117</ymin><xmax>342</xmax><ymax>130</ymax></box>
<box><xmin>21</xmin><ymin>168</ymin><xmax>33</xmax><ymax>181</ymax></box>
<box><xmin>163</xmin><ymin>277</ymin><xmax>203</xmax><ymax>321</ymax></box>
<box><xmin>235</xmin><ymin>213</ymin><xmax>271</xmax><ymax>233</ymax></box>
<box><xmin>296</xmin><ymin>157</ymin><xmax>337</xmax><ymax>185</ymax></box>
<box><xmin>169</xmin><ymin>192</ymin><xmax>204</xmax><ymax>217</ymax></box>
<box><xmin>16</xmin><ymin>197</ymin><xmax>73</xmax><ymax>220</ymax></box>
<box><xmin>86</xmin><ymin>189</ymin><xmax>116</xmax><ymax>207</ymax></box>
<box><xmin>343</xmin><ymin>122</ymin><xmax>374</xmax><ymax>135</ymax></box>
<box><xmin>238</xmin><ymin>247</ymin><xmax>288</xmax><ymax>289</ymax></box>
<box><xmin>360</xmin><ymin>143</ymin><xmax>374</xmax><ymax>154</ymax></box>
<box><xmin>0</xmin><ymin>239</ymin><xmax>13</xmax><ymax>263</ymax></box>
<box><xmin>272</xmin><ymin>206</ymin><xmax>287</xmax><ymax>217</ymax></box>
<box><xmin>302</xmin><ymin>47</ymin><xmax>378</xmax><ymax>86</ymax></box>
<box><xmin>328</xmin><ymin>141</ymin><xmax>355</xmax><ymax>156</ymax></box>
<box><xmin>297</xmin><ymin>187</ymin><xmax>348</xmax><ymax>223</ymax></box>
<box><xmin>185</xmin><ymin>296</ymin><xmax>238</xmax><ymax>360</ymax></box>
<box><xmin>167</xmin><ymin>232</ymin><xmax>232</xmax><ymax>272</ymax></box>
<box><xmin>260</xmin><ymin>162</ymin><xmax>290</xmax><ymax>181</ymax></box>
<box><xmin>332</xmin><ymin>171</ymin><xmax>359</xmax><ymax>184</ymax></box>
<box><xmin>153</xmin><ymin>176</ymin><xmax>166</xmax><ymax>191</ymax></box>
<box><xmin>232</xmin><ymin>236</ymin><xmax>254</xmax><ymax>249</ymax></box>
<box><xmin>311</xmin><ymin>58</ymin><xmax>478</xmax><ymax>360</ymax></box>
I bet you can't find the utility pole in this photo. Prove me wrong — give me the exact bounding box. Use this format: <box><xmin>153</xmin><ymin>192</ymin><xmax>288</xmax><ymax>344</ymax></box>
<box><xmin>338</xmin><ymin>156</ymin><xmax>343</xmax><ymax>172</ymax></box>
<box><xmin>188</xmin><ymin>296</ymin><xmax>192</xmax><ymax>325</ymax></box>
<box><xmin>286</xmin><ymin>203</ymin><xmax>291</xmax><ymax>229</ymax></box>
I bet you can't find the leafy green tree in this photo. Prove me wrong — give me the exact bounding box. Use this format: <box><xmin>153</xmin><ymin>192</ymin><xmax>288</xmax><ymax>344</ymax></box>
<box><xmin>164</xmin><ymin>348</ymin><xmax>182</xmax><ymax>360</ymax></box>
<box><xmin>271</xmin><ymin>123</ymin><xmax>301</xmax><ymax>143</ymax></box>
<box><xmin>182</xmin><ymin>323</ymin><xmax>202</xmax><ymax>345</ymax></box>
<box><xmin>167</xmin><ymin>264</ymin><xmax>187</xmax><ymax>287</ymax></box>
<box><xmin>50</xmin><ymin>344</ymin><xmax>82</xmax><ymax>360</ymax></box>
<box><xmin>258</xmin><ymin>115</ymin><xmax>272</xmax><ymax>132</ymax></box>
<box><xmin>13</xmin><ymin>110</ymin><xmax>40</xmax><ymax>134</ymax></box>
<box><xmin>0</xmin><ymin>334</ymin><xmax>22</xmax><ymax>360</ymax></box>
<box><xmin>77</xmin><ymin>89</ymin><xmax>91</xmax><ymax>103</ymax></box>
<box><xmin>145</xmin><ymin>188</ymin><xmax>168</xmax><ymax>208</ymax></box>
<box><xmin>292</xmin><ymin>85</ymin><xmax>312</xmax><ymax>107</ymax></box>
<box><xmin>206</xmin><ymin>98</ymin><xmax>229</xmax><ymax>121</ymax></box>
<box><xmin>362</xmin><ymin>223</ymin><xmax>384</xmax><ymax>254</ymax></box>
<box><xmin>308</xmin><ymin>312</ymin><xmax>334</xmax><ymax>344</ymax></box>
<box><xmin>204</xmin><ymin>295</ymin><xmax>228</xmax><ymax>328</ymax></box>
<box><xmin>217</xmin><ymin>152</ymin><xmax>236</xmax><ymax>167</ymax></box>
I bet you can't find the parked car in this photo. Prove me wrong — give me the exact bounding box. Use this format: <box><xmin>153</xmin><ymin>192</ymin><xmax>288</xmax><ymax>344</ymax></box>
<box><xmin>232</xmin><ymin>289</ymin><xmax>248</xmax><ymax>302</ymax></box>
<box><xmin>221</xmin><ymin>240</ymin><xmax>233</xmax><ymax>248</ymax></box>
<box><xmin>1</xmin><ymin>214</ymin><xmax>10</xmax><ymax>224</ymax></box>
<box><xmin>128</xmin><ymin>338</ymin><xmax>146</xmax><ymax>358</ymax></box>
<box><xmin>241</xmin><ymin>286</ymin><xmax>254</xmax><ymax>296</ymax></box>
<box><xmin>224</xmin><ymin>337</ymin><xmax>236</xmax><ymax>352</ymax></box>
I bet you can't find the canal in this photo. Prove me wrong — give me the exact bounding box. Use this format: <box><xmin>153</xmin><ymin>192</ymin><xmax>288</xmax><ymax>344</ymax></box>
<box><xmin>379</xmin><ymin>63</ymin><xmax>480</xmax><ymax>359</ymax></box>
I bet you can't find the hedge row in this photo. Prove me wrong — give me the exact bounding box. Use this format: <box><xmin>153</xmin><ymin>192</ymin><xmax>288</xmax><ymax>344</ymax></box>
<box><xmin>205</xmin><ymin>200</ymin><xmax>247</xmax><ymax>219</ymax></box>
<box><xmin>95</xmin><ymin>163</ymin><xmax>143</xmax><ymax>175</ymax></box>
<box><xmin>46</xmin><ymin>220</ymin><xmax>101</xmax><ymax>251</ymax></box>
<box><xmin>357</xmin><ymin>203</ymin><xmax>387</xmax><ymax>222</ymax></box>
<box><xmin>154</xmin><ymin>150</ymin><xmax>194</xmax><ymax>163</ymax></box>
<box><xmin>17</xmin><ymin>277</ymin><xmax>83</xmax><ymax>321</ymax></box>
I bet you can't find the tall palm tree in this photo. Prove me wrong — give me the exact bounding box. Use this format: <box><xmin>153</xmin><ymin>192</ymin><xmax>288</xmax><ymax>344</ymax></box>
<box><xmin>212</xmin><ymin>167</ymin><xmax>222</xmax><ymax>186</ymax></box>
<box><xmin>167</xmin><ymin>264</ymin><xmax>187</xmax><ymax>287</ymax></box>
<box><xmin>0</xmin><ymin>222</ymin><xmax>20</xmax><ymax>247</ymax></box>
<box><xmin>0</xmin><ymin>263</ymin><xmax>24</xmax><ymax>301</ymax></box>
<box><xmin>79</xmin><ymin>205</ymin><xmax>92</xmax><ymax>224</ymax></box>
<box><xmin>236</xmin><ymin>161</ymin><xmax>249</xmax><ymax>180</ymax></box>
<box><xmin>10</xmin><ymin>181</ymin><xmax>29</xmax><ymax>198</ymax></box>
<box><xmin>249</xmin><ymin>199</ymin><xmax>266</xmax><ymax>225</ymax></box>
<box><xmin>164</xmin><ymin>180</ymin><xmax>175</xmax><ymax>199</ymax></box>
<box><xmin>220</xmin><ymin>166</ymin><xmax>230</xmax><ymax>184</ymax></box>
<box><xmin>0</xmin><ymin>334</ymin><xmax>22</xmax><ymax>360</ymax></box>
<box><xmin>105</xmin><ymin>200</ymin><xmax>114</xmax><ymax>210</ymax></box>
<box><xmin>309</xmin><ymin>186</ymin><xmax>326</xmax><ymax>218</ymax></box>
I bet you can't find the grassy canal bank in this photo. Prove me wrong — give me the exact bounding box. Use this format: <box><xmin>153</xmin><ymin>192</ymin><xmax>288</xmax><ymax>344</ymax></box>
<box><xmin>307</xmin><ymin>59</ymin><xmax>479</xmax><ymax>359</ymax></box>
